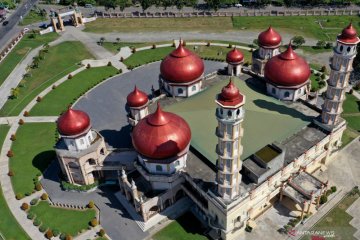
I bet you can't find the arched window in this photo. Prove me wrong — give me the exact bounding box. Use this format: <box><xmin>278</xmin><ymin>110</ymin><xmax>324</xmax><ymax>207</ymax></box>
<box><xmin>272</xmin><ymin>88</ymin><xmax>276</xmax><ymax>94</ymax></box>
<box><xmin>156</xmin><ymin>165</ymin><xmax>163</xmax><ymax>172</ymax></box>
<box><xmin>298</xmin><ymin>89</ymin><xmax>301</xmax><ymax>94</ymax></box>
<box><xmin>175</xmin><ymin>161</ymin><xmax>180</xmax><ymax>167</ymax></box>
<box><xmin>220</xmin><ymin>108</ymin><xmax>223</xmax><ymax>115</ymax></box>
<box><xmin>284</xmin><ymin>91</ymin><xmax>290</xmax><ymax>98</ymax></box>
<box><xmin>227</xmin><ymin>110</ymin><xmax>232</xmax><ymax>117</ymax></box>
<box><xmin>347</xmin><ymin>46</ymin><xmax>351</xmax><ymax>53</ymax></box>
<box><xmin>236</xmin><ymin>109</ymin><xmax>240</xmax><ymax>115</ymax></box>
<box><xmin>177</xmin><ymin>88</ymin><xmax>184</xmax><ymax>94</ymax></box>
<box><xmin>192</xmin><ymin>85</ymin><xmax>196</xmax><ymax>91</ymax></box>
<box><xmin>88</xmin><ymin>159</ymin><xmax>96</xmax><ymax>165</ymax></box>
<box><xmin>340</xmin><ymin>45</ymin><xmax>343</xmax><ymax>52</ymax></box>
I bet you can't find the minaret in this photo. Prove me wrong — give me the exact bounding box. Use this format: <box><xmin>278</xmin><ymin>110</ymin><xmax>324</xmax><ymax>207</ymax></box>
<box><xmin>321</xmin><ymin>23</ymin><xmax>360</xmax><ymax>126</ymax></box>
<box><xmin>126</xmin><ymin>86</ymin><xmax>149</xmax><ymax>126</ymax></box>
<box><xmin>215</xmin><ymin>79</ymin><xmax>246</xmax><ymax>200</ymax></box>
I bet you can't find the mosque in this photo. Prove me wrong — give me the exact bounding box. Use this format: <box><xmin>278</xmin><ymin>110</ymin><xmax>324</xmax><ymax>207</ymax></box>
<box><xmin>54</xmin><ymin>23</ymin><xmax>359</xmax><ymax>240</ymax></box>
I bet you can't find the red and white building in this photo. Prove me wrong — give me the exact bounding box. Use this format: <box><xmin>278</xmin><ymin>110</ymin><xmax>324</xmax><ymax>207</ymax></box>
<box><xmin>226</xmin><ymin>48</ymin><xmax>244</xmax><ymax>76</ymax></box>
<box><xmin>252</xmin><ymin>26</ymin><xmax>282</xmax><ymax>76</ymax></box>
<box><xmin>159</xmin><ymin>41</ymin><xmax>204</xmax><ymax>97</ymax></box>
<box><xmin>126</xmin><ymin>86</ymin><xmax>149</xmax><ymax>126</ymax></box>
<box><xmin>264</xmin><ymin>44</ymin><xmax>311</xmax><ymax>101</ymax></box>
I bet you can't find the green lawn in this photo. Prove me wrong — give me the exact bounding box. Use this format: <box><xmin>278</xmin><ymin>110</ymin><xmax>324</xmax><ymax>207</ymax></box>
<box><xmin>20</xmin><ymin>10</ymin><xmax>47</xmax><ymax>26</ymax></box>
<box><xmin>10</xmin><ymin>123</ymin><xmax>56</xmax><ymax>196</ymax></box>
<box><xmin>232</xmin><ymin>15</ymin><xmax>359</xmax><ymax>41</ymax></box>
<box><xmin>343</xmin><ymin>93</ymin><xmax>360</xmax><ymax>114</ymax></box>
<box><xmin>85</xmin><ymin>16</ymin><xmax>359</xmax><ymax>41</ymax></box>
<box><xmin>165</xmin><ymin>77</ymin><xmax>311</xmax><ymax>163</ymax></box>
<box><xmin>153</xmin><ymin>212</ymin><xmax>207</xmax><ymax>240</ymax></box>
<box><xmin>30</xmin><ymin>66</ymin><xmax>118</xmax><ymax>116</ymax></box>
<box><xmin>341</xmin><ymin>128</ymin><xmax>359</xmax><ymax>148</ymax></box>
<box><xmin>84</xmin><ymin>17</ymin><xmax>234</xmax><ymax>33</ymax></box>
<box><xmin>124</xmin><ymin>45</ymin><xmax>252</xmax><ymax>68</ymax></box>
<box><xmin>343</xmin><ymin>116</ymin><xmax>360</xmax><ymax>132</ymax></box>
<box><xmin>0</xmin><ymin>125</ymin><xmax>30</xmax><ymax>240</ymax></box>
<box><xmin>299</xmin><ymin>46</ymin><xmax>332</xmax><ymax>54</ymax></box>
<box><xmin>0</xmin><ymin>41</ymin><xmax>93</xmax><ymax>117</ymax></box>
<box><xmin>302</xmin><ymin>192</ymin><xmax>359</xmax><ymax>240</ymax></box>
<box><xmin>124</xmin><ymin>47</ymin><xmax>175</xmax><ymax>67</ymax></box>
<box><xmin>0</xmin><ymin>33</ymin><xmax>58</xmax><ymax>87</ymax></box>
<box><xmin>102</xmin><ymin>41</ymin><xmax>171</xmax><ymax>54</ymax></box>
<box><xmin>29</xmin><ymin>201</ymin><xmax>96</xmax><ymax>237</ymax></box>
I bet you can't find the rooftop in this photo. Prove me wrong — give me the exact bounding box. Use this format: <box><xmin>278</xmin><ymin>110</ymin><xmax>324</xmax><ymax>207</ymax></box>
<box><xmin>164</xmin><ymin>75</ymin><xmax>313</xmax><ymax>165</ymax></box>
<box><xmin>255</xmin><ymin>144</ymin><xmax>281</xmax><ymax>163</ymax></box>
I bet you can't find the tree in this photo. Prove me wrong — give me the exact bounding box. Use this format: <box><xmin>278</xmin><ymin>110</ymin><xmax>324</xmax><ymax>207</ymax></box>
<box><xmin>117</xmin><ymin>0</ymin><xmax>127</xmax><ymax>11</ymax></box>
<box><xmin>11</xmin><ymin>87</ymin><xmax>20</xmax><ymax>99</ymax></box>
<box><xmin>116</xmin><ymin>37</ymin><xmax>120</xmax><ymax>44</ymax></box>
<box><xmin>292</xmin><ymin>36</ymin><xmax>305</xmax><ymax>48</ymax></box>
<box><xmin>205</xmin><ymin>0</ymin><xmax>221</xmax><ymax>11</ymax></box>
<box><xmin>99</xmin><ymin>37</ymin><xmax>105</xmax><ymax>45</ymax></box>
<box><xmin>140</xmin><ymin>0</ymin><xmax>152</xmax><ymax>12</ymax></box>
<box><xmin>316</xmin><ymin>40</ymin><xmax>326</xmax><ymax>49</ymax></box>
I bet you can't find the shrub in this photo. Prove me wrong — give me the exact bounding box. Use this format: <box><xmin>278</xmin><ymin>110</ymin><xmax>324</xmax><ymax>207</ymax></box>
<box><xmin>41</xmin><ymin>193</ymin><xmax>48</xmax><ymax>201</ymax></box>
<box><xmin>23</xmin><ymin>111</ymin><xmax>29</xmax><ymax>117</ymax></box>
<box><xmin>321</xmin><ymin>74</ymin><xmax>326</xmax><ymax>80</ymax></box>
<box><xmin>228</xmin><ymin>43</ymin><xmax>232</xmax><ymax>48</ymax></box>
<box><xmin>39</xmin><ymin>224</ymin><xmax>48</xmax><ymax>233</ymax></box>
<box><xmin>27</xmin><ymin>212</ymin><xmax>35</xmax><ymax>220</ymax></box>
<box><xmin>8</xmin><ymin>170</ymin><xmax>14</xmax><ymax>176</ymax></box>
<box><xmin>118</xmin><ymin>69</ymin><xmax>122</xmax><ymax>74</ymax></box>
<box><xmin>36</xmin><ymin>96</ymin><xmax>42</xmax><ymax>102</ymax></box>
<box><xmin>182</xmin><ymin>40</ymin><xmax>186</xmax><ymax>46</ymax></box>
<box><xmin>90</xmin><ymin>218</ymin><xmax>98</xmax><ymax>227</ymax></box>
<box><xmin>45</xmin><ymin>229</ymin><xmax>53</xmax><ymax>239</ymax></box>
<box><xmin>320</xmin><ymin>195</ymin><xmax>328</xmax><ymax>204</ymax></box>
<box><xmin>132</xmin><ymin>48</ymin><xmax>136</xmax><ymax>53</ymax></box>
<box><xmin>107</xmin><ymin>61</ymin><xmax>112</xmax><ymax>66</ymax></box>
<box><xmin>86</xmin><ymin>63</ymin><xmax>91</xmax><ymax>69</ymax></box>
<box><xmin>68</xmin><ymin>74</ymin><xmax>73</xmax><ymax>79</ymax></box>
<box><xmin>245</xmin><ymin>225</ymin><xmax>253</xmax><ymax>232</ymax></box>
<box><xmin>326</xmin><ymin>189</ymin><xmax>333</xmax><ymax>196</ymax></box>
<box><xmin>7</xmin><ymin>150</ymin><xmax>14</xmax><ymax>157</ymax></box>
<box><xmin>10</xmin><ymin>134</ymin><xmax>16</xmax><ymax>141</ymax></box>
<box><xmin>18</xmin><ymin>119</ymin><xmax>24</xmax><ymax>125</ymax></box>
<box><xmin>33</xmin><ymin>218</ymin><xmax>41</xmax><ymax>226</ymax></box>
<box><xmin>21</xmin><ymin>202</ymin><xmax>29</xmax><ymax>211</ymax></box>
<box><xmin>35</xmin><ymin>182</ymin><xmax>42</xmax><ymax>191</ymax></box>
<box><xmin>206</xmin><ymin>42</ymin><xmax>210</xmax><ymax>47</ymax></box>
<box><xmin>15</xmin><ymin>193</ymin><xmax>24</xmax><ymax>200</ymax></box>
<box><xmin>152</xmin><ymin>44</ymin><xmax>156</xmax><ymax>49</ymax></box>
<box><xmin>320</xmin><ymin>66</ymin><xmax>327</xmax><ymax>72</ymax></box>
<box><xmin>30</xmin><ymin>198</ymin><xmax>39</xmax><ymax>205</ymax></box>
<box><xmin>349</xmin><ymin>89</ymin><xmax>354</xmax><ymax>94</ymax></box>
<box><xmin>65</xmin><ymin>234</ymin><xmax>73</xmax><ymax>240</ymax></box>
<box><xmin>52</xmin><ymin>85</ymin><xmax>56</xmax><ymax>89</ymax></box>
<box><xmin>52</xmin><ymin>229</ymin><xmax>60</xmax><ymax>237</ymax></box>
<box><xmin>60</xmin><ymin>233</ymin><xmax>66</xmax><ymax>240</ymax></box>
<box><xmin>88</xmin><ymin>200</ymin><xmax>95</xmax><ymax>208</ymax></box>
<box><xmin>99</xmin><ymin>228</ymin><xmax>105</xmax><ymax>237</ymax></box>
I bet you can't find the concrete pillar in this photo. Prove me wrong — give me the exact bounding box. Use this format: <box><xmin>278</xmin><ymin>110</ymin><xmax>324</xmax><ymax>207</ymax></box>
<box><xmin>300</xmin><ymin>201</ymin><xmax>306</xmax><ymax>220</ymax></box>
<box><xmin>51</xmin><ymin>18</ymin><xmax>58</xmax><ymax>32</ymax></box>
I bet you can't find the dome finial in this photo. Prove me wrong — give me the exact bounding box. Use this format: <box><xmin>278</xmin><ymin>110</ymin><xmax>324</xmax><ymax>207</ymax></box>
<box><xmin>147</xmin><ymin>102</ymin><xmax>170</xmax><ymax>126</ymax></box>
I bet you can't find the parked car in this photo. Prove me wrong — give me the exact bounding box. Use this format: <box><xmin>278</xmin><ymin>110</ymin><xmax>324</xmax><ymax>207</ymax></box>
<box><xmin>85</xmin><ymin>4</ymin><xmax>93</xmax><ymax>8</ymax></box>
<box><xmin>235</xmin><ymin>3</ymin><xmax>243</xmax><ymax>7</ymax></box>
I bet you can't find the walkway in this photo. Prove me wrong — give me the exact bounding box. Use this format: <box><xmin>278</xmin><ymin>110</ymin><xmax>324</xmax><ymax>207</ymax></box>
<box><xmin>347</xmin><ymin>197</ymin><xmax>360</xmax><ymax>239</ymax></box>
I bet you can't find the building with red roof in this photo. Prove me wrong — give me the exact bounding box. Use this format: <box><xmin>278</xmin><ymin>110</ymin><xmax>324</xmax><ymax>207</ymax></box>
<box><xmin>226</xmin><ymin>47</ymin><xmax>245</xmax><ymax>76</ymax></box>
<box><xmin>252</xmin><ymin>26</ymin><xmax>282</xmax><ymax>76</ymax></box>
<box><xmin>126</xmin><ymin>86</ymin><xmax>149</xmax><ymax>126</ymax></box>
<box><xmin>159</xmin><ymin>40</ymin><xmax>204</xmax><ymax>97</ymax></box>
<box><xmin>264</xmin><ymin>44</ymin><xmax>311</xmax><ymax>101</ymax></box>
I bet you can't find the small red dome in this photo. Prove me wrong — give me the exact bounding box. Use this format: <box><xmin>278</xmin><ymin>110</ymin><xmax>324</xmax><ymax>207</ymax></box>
<box><xmin>127</xmin><ymin>86</ymin><xmax>149</xmax><ymax>108</ymax></box>
<box><xmin>338</xmin><ymin>23</ymin><xmax>360</xmax><ymax>44</ymax></box>
<box><xmin>57</xmin><ymin>109</ymin><xmax>91</xmax><ymax>136</ymax></box>
<box><xmin>258</xmin><ymin>26</ymin><xmax>282</xmax><ymax>48</ymax></box>
<box><xmin>132</xmin><ymin>103</ymin><xmax>191</xmax><ymax>159</ymax></box>
<box><xmin>265</xmin><ymin>45</ymin><xmax>310</xmax><ymax>87</ymax></box>
<box><xmin>160</xmin><ymin>42</ymin><xmax>204</xmax><ymax>83</ymax></box>
<box><xmin>217</xmin><ymin>79</ymin><xmax>244</xmax><ymax>107</ymax></box>
<box><xmin>226</xmin><ymin>48</ymin><xmax>244</xmax><ymax>64</ymax></box>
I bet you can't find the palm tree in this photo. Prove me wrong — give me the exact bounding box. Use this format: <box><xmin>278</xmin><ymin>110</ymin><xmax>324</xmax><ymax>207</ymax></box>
<box><xmin>11</xmin><ymin>88</ymin><xmax>20</xmax><ymax>99</ymax></box>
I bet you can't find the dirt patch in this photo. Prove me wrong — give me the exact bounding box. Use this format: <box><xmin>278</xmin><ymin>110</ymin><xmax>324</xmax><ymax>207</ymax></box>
<box><xmin>325</xmin><ymin>217</ymin><xmax>333</xmax><ymax>222</ymax></box>
<box><xmin>338</xmin><ymin>203</ymin><xmax>347</xmax><ymax>210</ymax></box>
<box><xmin>16</xmin><ymin>47</ymin><xmax>31</xmax><ymax>55</ymax></box>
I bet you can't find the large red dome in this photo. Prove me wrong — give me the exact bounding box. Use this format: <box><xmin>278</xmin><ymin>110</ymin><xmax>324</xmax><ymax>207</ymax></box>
<box><xmin>338</xmin><ymin>23</ymin><xmax>360</xmax><ymax>44</ymax></box>
<box><xmin>132</xmin><ymin>103</ymin><xmax>191</xmax><ymax>159</ymax></box>
<box><xmin>264</xmin><ymin>45</ymin><xmax>310</xmax><ymax>87</ymax></box>
<box><xmin>258</xmin><ymin>26</ymin><xmax>282</xmax><ymax>48</ymax></box>
<box><xmin>127</xmin><ymin>86</ymin><xmax>149</xmax><ymax>108</ymax></box>
<box><xmin>57</xmin><ymin>109</ymin><xmax>91</xmax><ymax>136</ymax></box>
<box><xmin>160</xmin><ymin>43</ymin><xmax>204</xmax><ymax>83</ymax></box>
<box><xmin>217</xmin><ymin>79</ymin><xmax>244</xmax><ymax>107</ymax></box>
<box><xmin>226</xmin><ymin>48</ymin><xmax>244</xmax><ymax>64</ymax></box>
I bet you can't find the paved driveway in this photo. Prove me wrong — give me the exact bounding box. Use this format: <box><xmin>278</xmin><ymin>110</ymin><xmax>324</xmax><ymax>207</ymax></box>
<box><xmin>74</xmin><ymin>61</ymin><xmax>226</xmax><ymax>148</ymax></box>
<box><xmin>41</xmin><ymin>161</ymin><xmax>148</xmax><ymax>240</ymax></box>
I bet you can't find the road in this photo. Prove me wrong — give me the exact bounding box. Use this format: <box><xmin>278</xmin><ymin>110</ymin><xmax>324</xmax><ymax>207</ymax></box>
<box><xmin>0</xmin><ymin>0</ymin><xmax>37</xmax><ymax>52</ymax></box>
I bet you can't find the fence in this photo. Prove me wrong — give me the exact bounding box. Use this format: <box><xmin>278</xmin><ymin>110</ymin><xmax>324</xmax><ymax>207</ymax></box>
<box><xmin>95</xmin><ymin>9</ymin><xmax>360</xmax><ymax>18</ymax></box>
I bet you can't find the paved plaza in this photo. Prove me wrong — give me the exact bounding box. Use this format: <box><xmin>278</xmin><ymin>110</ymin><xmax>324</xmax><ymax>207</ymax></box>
<box><xmin>74</xmin><ymin>60</ymin><xmax>226</xmax><ymax>149</ymax></box>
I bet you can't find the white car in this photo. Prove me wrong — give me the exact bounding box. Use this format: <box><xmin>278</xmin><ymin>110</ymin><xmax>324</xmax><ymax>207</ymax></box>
<box><xmin>235</xmin><ymin>3</ymin><xmax>243</xmax><ymax>7</ymax></box>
